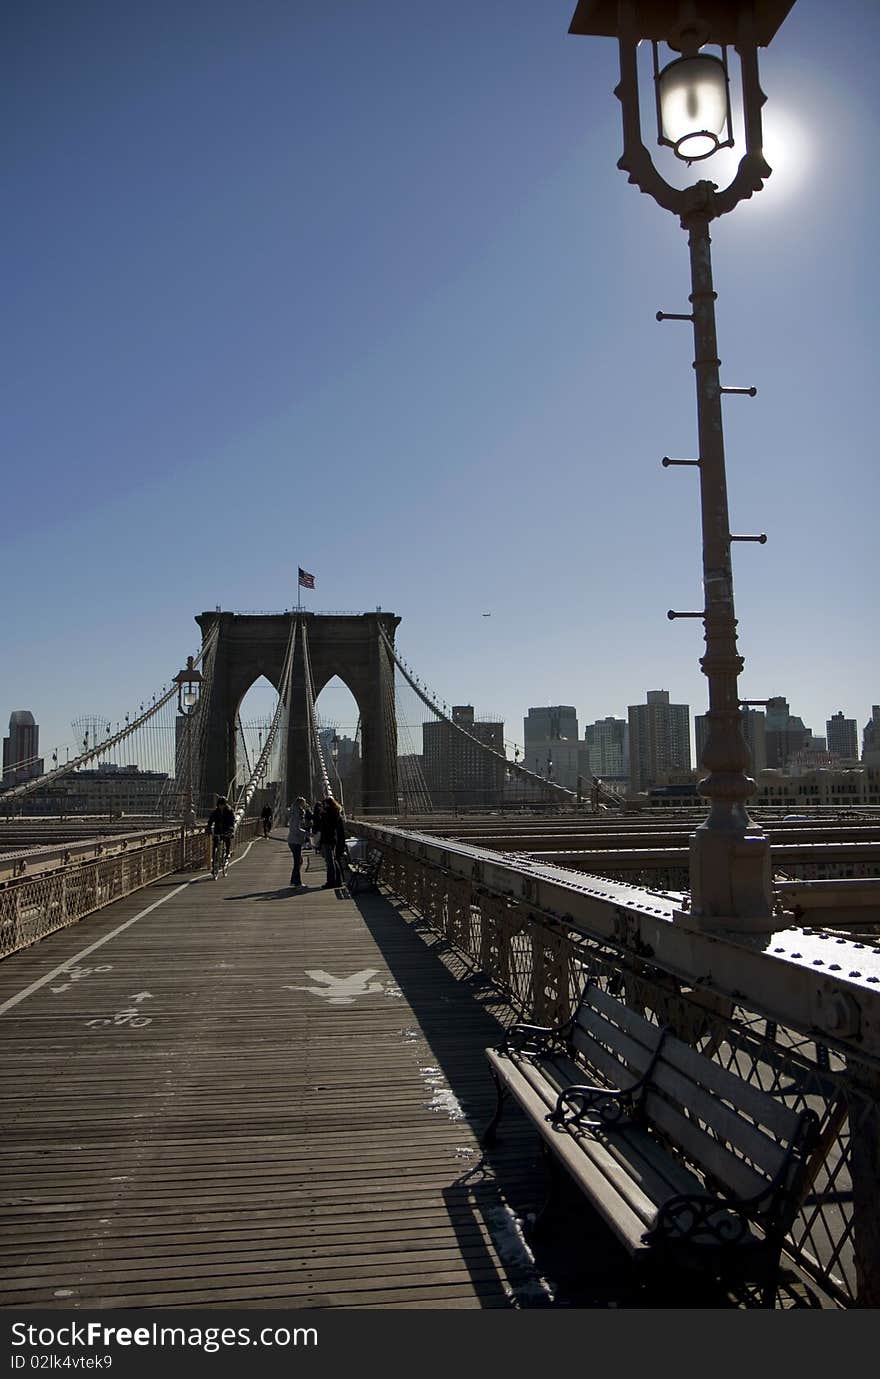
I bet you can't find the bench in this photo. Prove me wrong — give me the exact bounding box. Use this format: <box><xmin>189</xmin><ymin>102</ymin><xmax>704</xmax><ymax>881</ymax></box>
<box><xmin>482</xmin><ymin>979</ymin><xmax>819</xmax><ymax>1306</ymax></box>
<box><xmin>346</xmin><ymin>846</ymin><xmax>383</xmax><ymax>894</ymax></box>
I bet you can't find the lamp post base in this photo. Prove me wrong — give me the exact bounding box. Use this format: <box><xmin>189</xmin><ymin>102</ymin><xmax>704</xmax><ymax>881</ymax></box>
<box><xmin>681</xmin><ymin>824</ymin><xmax>776</xmax><ymax>932</ymax></box>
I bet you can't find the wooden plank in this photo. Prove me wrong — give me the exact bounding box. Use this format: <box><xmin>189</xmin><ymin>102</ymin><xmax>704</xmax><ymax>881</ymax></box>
<box><xmin>0</xmin><ymin>837</ymin><xmax>572</xmax><ymax>1310</ymax></box>
<box><xmin>649</xmin><ymin>1057</ymin><xmax>790</xmax><ymax>1181</ymax></box>
<box><xmin>661</xmin><ymin>1032</ymin><xmax>806</xmax><ymax>1139</ymax></box>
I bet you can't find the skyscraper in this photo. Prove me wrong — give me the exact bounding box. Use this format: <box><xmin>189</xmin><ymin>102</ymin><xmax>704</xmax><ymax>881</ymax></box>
<box><xmin>826</xmin><ymin>711</ymin><xmax>858</xmax><ymax>761</ymax></box>
<box><xmin>2</xmin><ymin>710</ymin><xmax>44</xmax><ymax>787</ymax></box>
<box><xmin>583</xmin><ymin>717</ymin><xmax>629</xmax><ymax>781</ymax></box>
<box><xmin>863</xmin><ymin>706</ymin><xmax>880</xmax><ymax>766</ymax></box>
<box><xmin>423</xmin><ymin>706</ymin><xmax>505</xmax><ymax>808</ymax></box>
<box><xmin>523</xmin><ymin>706</ymin><xmax>581</xmax><ymax>789</ymax></box>
<box><xmin>628</xmin><ymin>691</ymin><xmax>690</xmax><ymax>793</ymax></box>
<box><xmin>524</xmin><ymin>706</ymin><xmax>579</xmax><ymax>750</ymax></box>
<box><xmin>765</xmin><ymin>697</ymin><xmax>811</xmax><ymax>770</ymax></box>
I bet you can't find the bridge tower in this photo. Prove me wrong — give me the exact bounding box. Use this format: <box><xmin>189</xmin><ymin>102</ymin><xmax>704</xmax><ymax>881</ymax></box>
<box><xmin>195</xmin><ymin>610</ymin><xmax>400</xmax><ymax>813</ymax></box>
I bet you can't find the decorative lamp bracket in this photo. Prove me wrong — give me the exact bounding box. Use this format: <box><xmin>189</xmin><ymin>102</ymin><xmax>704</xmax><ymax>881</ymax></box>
<box><xmin>608</xmin><ymin>0</ymin><xmax>774</xmax><ymax>223</ymax></box>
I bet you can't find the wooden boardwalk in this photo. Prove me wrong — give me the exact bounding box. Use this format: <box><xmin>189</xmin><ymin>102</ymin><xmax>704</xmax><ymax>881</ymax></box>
<box><xmin>0</xmin><ymin>834</ymin><xmax>641</xmax><ymax>1310</ymax></box>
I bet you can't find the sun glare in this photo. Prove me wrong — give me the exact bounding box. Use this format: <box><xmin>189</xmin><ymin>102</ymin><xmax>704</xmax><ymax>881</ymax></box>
<box><xmin>759</xmin><ymin>106</ymin><xmax>811</xmax><ymax>205</ymax></box>
<box><xmin>657</xmin><ymin>102</ymin><xmax>812</xmax><ymax>213</ymax></box>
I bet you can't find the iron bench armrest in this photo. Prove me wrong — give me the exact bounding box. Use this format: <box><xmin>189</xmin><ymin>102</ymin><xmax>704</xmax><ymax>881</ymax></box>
<box><xmin>549</xmin><ymin>1023</ymin><xmax>670</xmax><ymax>1129</ymax></box>
<box><xmin>549</xmin><ymin>1079</ymin><xmax>645</xmax><ymax>1130</ymax></box>
<box><xmin>501</xmin><ymin>1018</ymin><xmax>574</xmax><ymax>1058</ymax></box>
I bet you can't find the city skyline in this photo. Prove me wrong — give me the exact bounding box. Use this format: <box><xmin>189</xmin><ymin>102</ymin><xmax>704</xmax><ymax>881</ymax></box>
<box><xmin>4</xmin><ymin>1</ymin><xmax>876</xmax><ymax>762</ymax></box>
<box><xmin>3</xmin><ymin>681</ymin><xmax>875</xmax><ymax>789</ymax></box>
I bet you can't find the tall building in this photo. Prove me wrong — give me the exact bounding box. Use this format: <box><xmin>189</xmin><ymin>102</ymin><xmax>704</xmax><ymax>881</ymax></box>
<box><xmin>863</xmin><ymin>706</ymin><xmax>880</xmax><ymax>766</ymax></box>
<box><xmin>764</xmin><ymin>697</ymin><xmax>812</xmax><ymax>770</ymax></box>
<box><xmin>583</xmin><ymin>717</ymin><xmax>629</xmax><ymax>782</ymax></box>
<box><xmin>423</xmin><ymin>706</ymin><xmax>505</xmax><ymax>808</ymax></box>
<box><xmin>695</xmin><ymin>707</ymin><xmax>766</xmax><ymax>775</ymax></box>
<box><xmin>628</xmin><ymin>690</ymin><xmax>691</xmax><ymax>793</ymax></box>
<box><xmin>2</xmin><ymin>710</ymin><xmax>44</xmax><ymax>787</ymax></box>
<box><xmin>523</xmin><ymin>706</ymin><xmax>580</xmax><ymax>789</ymax></box>
<box><xmin>524</xmin><ymin>707</ymin><xmax>578</xmax><ymax>751</ymax></box>
<box><xmin>741</xmin><ymin>706</ymin><xmax>767</xmax><ymax>774</ymax></box>
<box><xmin>826</xmin><ymin>711</ymin><xmax>858</xmax><ymax>761</ymax></box>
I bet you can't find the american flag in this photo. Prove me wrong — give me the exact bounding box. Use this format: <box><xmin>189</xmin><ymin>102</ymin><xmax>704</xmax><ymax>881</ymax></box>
<box><xmin>298</xmin><ymin>567</ymin><xmax>315</xmax><ymax>589</ymax></box>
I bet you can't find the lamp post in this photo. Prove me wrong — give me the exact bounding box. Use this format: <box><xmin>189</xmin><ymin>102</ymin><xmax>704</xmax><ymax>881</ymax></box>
<box><xmin>569</xmin><ymin>0</ymin><xmax>795</xmax><ymax>931</ymax></box>
<box><xmin>174</xmin><ymin>656</ymin><xmax>202</xmax><ymax>865</ymax></box>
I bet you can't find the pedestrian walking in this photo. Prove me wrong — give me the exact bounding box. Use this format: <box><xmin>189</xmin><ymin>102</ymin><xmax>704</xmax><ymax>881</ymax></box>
<box><xmin>286</xmin><ymin>796</ymin><xmax>311</xmax><ymax>888</ymax></box>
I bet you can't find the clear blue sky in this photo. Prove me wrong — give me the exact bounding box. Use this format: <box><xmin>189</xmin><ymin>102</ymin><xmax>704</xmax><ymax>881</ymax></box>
<box><xmin>3</xmin><ymin>0</ymin><xmax>877</xmax><ymax>760</ymax></box>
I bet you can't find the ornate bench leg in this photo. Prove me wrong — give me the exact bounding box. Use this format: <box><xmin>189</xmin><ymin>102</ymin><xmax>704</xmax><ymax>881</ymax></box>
<box><xmin>529</xmin><ymin>1142</ymin><xmax>563</xmax><ymax>1238</ymax></box>
<box><xmin>481</xmin><ymin>1067</ymin><xmax>508</xmax><ymax>1146</ymax></box>
<box><xmin>760</xmin><ymin>1257</ymin><xmax>781</xmax><ymax>1310</ymax></box>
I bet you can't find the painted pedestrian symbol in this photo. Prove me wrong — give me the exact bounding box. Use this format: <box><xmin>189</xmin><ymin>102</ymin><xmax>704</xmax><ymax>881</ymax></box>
<box><xmin>284</xmin><ymin>969</ymin><xmax>384</xmax><ymax>1005</ymax></box>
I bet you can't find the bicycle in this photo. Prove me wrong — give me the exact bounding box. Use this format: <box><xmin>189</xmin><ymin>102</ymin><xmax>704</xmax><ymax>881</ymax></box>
<box><xmin>211</xmin><ymin>832</ymin><xmax>232</xmax><ymax>879</ymax></box>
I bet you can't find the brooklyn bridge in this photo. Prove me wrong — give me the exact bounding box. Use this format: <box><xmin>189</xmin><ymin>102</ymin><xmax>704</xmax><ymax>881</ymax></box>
<box><xmin>1</xmin><ymin>608</ymin><xmax>878</xmax><ymax>1309</ymax></box>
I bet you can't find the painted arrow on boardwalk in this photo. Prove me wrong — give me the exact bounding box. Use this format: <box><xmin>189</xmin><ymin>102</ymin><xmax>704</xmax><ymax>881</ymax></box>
<box><xmin>284</xmin><ymin>969</ymin><xmax>384</xmax><ymax>1005</ymax></box>
<box><xmin>129</xmin><ymin>992</ymin><xmax>152</xmax><ymax>1003</ymax></box>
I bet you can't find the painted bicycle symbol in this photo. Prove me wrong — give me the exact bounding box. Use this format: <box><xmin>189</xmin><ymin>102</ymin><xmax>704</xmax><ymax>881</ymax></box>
<box><xmin>86</xmin><ymin>1007</ymin><xmax>152</xmax><ymax>1029</ymax></box>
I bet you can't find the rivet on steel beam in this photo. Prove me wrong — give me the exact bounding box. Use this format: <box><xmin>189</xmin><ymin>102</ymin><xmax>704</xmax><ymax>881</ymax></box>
<box><xmin>730</xmin><ymin>533</ymin><xmax>767</xmax><ymax>543</ymax></box>
<box><xmin>720</xmin><ymin>385</ymin><xmax>758</xmax><ymax>396</ymax></box>
<box><xmin>667</xmin><ymin>610</ymin><xmax>705</xmax><ymax>620</ymax></box>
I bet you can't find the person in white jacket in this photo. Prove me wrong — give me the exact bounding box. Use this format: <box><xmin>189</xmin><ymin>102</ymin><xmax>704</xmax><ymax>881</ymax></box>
<box><xmin>285</xmin><ymin>796</ymin><xmax>311</xmax><ymax>888</ymax></box>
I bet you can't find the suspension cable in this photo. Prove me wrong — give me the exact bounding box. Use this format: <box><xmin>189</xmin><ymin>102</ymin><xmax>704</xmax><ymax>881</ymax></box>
<box><xmin>379</xmin><ymin>627</ymin><xmax>578</xmax><ymax>801</ymax></box>
<box><xmin>3</xmin><ymin>626</ymin><xmax>220</xmax><ymax>805</ymax></box>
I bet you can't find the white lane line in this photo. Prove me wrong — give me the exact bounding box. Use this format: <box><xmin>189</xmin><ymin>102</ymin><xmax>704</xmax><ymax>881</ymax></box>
<box><xmin>0</xmin><ymin>838</ymin><xmax>257</xmax><ymax>1018</ymax></box>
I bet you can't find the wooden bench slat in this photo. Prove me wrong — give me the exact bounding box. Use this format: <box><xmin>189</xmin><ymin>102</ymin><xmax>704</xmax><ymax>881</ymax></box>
<box><xmin>489</xmin><ymin>1052</ymin><xmax>705</xmax><ymax>1217</ymax></box>
<box><xmin>582</xmin><ymin>984</ymin><xmax>662</xmax><ymax>1041</ymax></box>
<box><xmin>582</xmin><ymin>1121</ymin><xmax>703</xmax><ymax>1210</ymax></box>
<box><xmin>572</xmin><ymin>1005</ymin><xmax>660</xmax><ymax>1063</ymax></box>
<box><xmin>648</xmin><ymin>1056</ymin><xmax>790</xmax><ymax>1182</ymax></box>
<box><xmin>488</xmin><ymin>1056</ymin><xmax>657</xmax><ymax>1247</ymax></box>
<box><xmin>570</xmin><ymin>1008</ymin><xmax>663</xmax><ymax>1082</ymax></box>
<box><xmin>643</xmin><ymin>1091</ymin><xmax>769</xmax><ymax>1202</ymax></box>
<box><xmin>661</xmin><ymin>1033</ymin><xmax>806</xmax><ymax>1141</ymax></box>
<box><xmin>488</xmin><ymin>1051</ymin><xmax>762</xmax><ymax>1258</ymax></box>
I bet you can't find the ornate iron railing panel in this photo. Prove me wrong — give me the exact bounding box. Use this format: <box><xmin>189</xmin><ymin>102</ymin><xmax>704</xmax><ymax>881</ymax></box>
<box><xmin>0</xmin><ymin>831</ymin><xmax>214</xmax><ymax>959</ymax></box>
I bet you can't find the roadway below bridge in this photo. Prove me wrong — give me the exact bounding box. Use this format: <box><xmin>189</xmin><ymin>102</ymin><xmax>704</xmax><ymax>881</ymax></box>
<box><xmin>0</xmin><ymin>833</ymin><xmax>697</xmax><ymax>1311</ymax></box>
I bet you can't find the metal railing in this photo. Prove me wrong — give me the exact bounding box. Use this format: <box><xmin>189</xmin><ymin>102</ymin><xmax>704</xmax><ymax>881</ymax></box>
<box><xmin>0</xmin><ymin>831</ymin><xmax>206</xmax><ymax>959</ymax></box>
<box><xmin>354</xmin><ymin>821</ymin><xmax>880</xmax><ymax>1307</ymax></box>
<box><xmin>0</xmin><ymin>816</ymin><xmax>262</xmax><ymax>960</ymax></box>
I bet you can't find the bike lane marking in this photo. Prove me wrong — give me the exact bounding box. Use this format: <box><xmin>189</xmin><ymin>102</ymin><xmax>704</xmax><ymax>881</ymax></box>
<box><xmin>0</xmin><ymin>838</ymin><xmax>257</xmax><ymax>1019</ymax></box>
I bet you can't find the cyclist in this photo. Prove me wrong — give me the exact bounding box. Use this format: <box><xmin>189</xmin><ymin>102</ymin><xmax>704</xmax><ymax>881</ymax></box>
<box><xmin>205</xmin><ymin>795</ymin><xmax>236</xmax><ymax>877</ymax></box>
<box><xmin>260</xmin><ymin>804</ymin><xmax>273</xmax><ymax>838</ymax></box>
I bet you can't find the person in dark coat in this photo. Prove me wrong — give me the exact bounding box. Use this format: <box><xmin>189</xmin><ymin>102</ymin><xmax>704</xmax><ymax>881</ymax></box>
<box><xmin>285</xmin><ymin>796</ymin><xmax>311</xmax><ymax>888</ymax></box>
<box><xmin>318</xmin><ymin>795</ymin><xmax>346</xmax><ymax>888</ymax></box>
